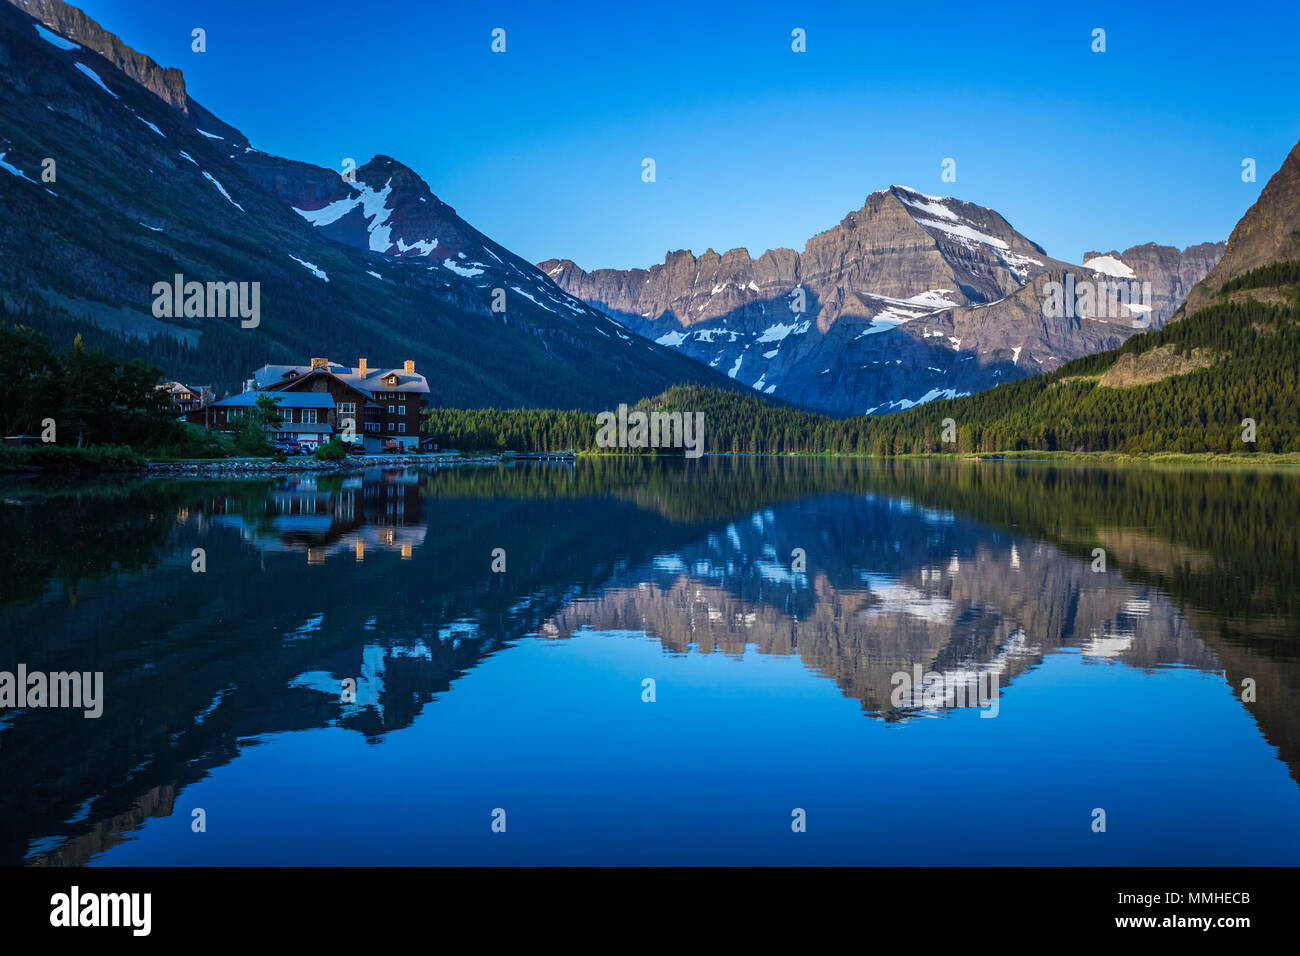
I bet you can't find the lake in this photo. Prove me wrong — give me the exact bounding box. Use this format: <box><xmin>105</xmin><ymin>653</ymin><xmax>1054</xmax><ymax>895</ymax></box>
<box><xmin>2</xmin><ymin>456</ymin><xmax>1299</xmax><ymax>866</ymax></box>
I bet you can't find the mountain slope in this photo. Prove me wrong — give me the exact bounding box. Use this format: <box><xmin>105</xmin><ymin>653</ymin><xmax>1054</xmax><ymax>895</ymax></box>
<box><xmin>1180</xmin><ymin>139</ymin><xmax>1300</xmax><ymax>317</ymax></box>
<box><xmin>0</xmin><ymin>0</ymin><xmax>739</xmax><ymax>407</ymax></box>
<box><xmin>542</xmin><ymin>187</ymin><xmax>1221</xmax><ymax>415</ymax></box>
<box><xmin>629</xmin><ymin>137</ymin><xmax>1300</xmax><ymax>454</ymax></box>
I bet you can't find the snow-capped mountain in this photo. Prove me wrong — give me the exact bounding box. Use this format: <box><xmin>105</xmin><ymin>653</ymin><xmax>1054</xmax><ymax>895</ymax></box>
<box><xmin>235</xmin><ymin>151</ymin><xmax>625</xmax><ymax>337</ymax></box>
<box><xmin>0</xmin><ymin>0</ymin><xmax>738</xmax><ymax>406</ymax></box>
<box><xmin>541</xmin><ymin>188</ymin><xmax>1223</xmax><ymax>415</ymax></box>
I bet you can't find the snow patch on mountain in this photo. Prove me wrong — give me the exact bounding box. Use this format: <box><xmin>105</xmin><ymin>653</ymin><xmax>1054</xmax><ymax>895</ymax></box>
<box><xmin>874</xmin><ymin>388</ymin><xmax>971</xmax><ymax>412</ymax></box>
<box><xmin>443</xmin><ymin>258</ymin><xmax>484</xmax><ymax>278</ymax></box>
<box><xmin>895</xmin><ymin>188</ymin><xmax>960</xmax><ymax>221</ymax></box>
<box><xmin>914</xmin><ymin>217</ymin><xmax>1009</xmax><ymax>251</ymax></box>
<box><xmin>391</xmin><ymin>238</ymin><xmax>434</xmax><ymax>255</ymax></box>
<box><xmin>288</xmin><ymin>254</ymin><xmax>328</xmax><ymax>281</ymax></box>
<box><xmin>73</xmin><ymin>62</ymin><xmax>117</xmax><ymax>98</ymax></box>
<box><xmin>201</xmin><ymin>170</ymin><xmax>243</xmax><ymax>211</ymax></box>
<box><xmin>293</xmin><ymin>178</ymin><xmax>449</xmax><ymax>260</ymax></box>
<box><xmin>904</xmin><ymin>289</ymin><xmax>961</xmax><ymax>309</ymax></box>
<box><xmin>509</xmin><ymin>286</ymin><xmax>559</xmax><ymax>314</ymax></box>
<box><xmin>998</xmin><ymin>251</ymin><xmax>1044</xmax><ymax>281</ymax></box>
<box><xmin>133</xmin><ymin>113</ymin><xmax>165</xmax><ymax>137</ymax></box>
<box><xmin>1082</xmin><ymin>254</ymin><xmax>1137</xmax><ymax>279</ymax></box>
<box><xmin>294</xmin><ymin>180</ymin><xmax>393</xmax><ymax>249</ymax></box>
<box><xmin>756</xmin><ymin>320</ymin><xmax>810</xmax><ymax>343</ymax></box>
<box><xmin>35</xmin><ymin>24</ymin><xmax>79</xmax><ymax>50</ymax></box>
<box><xmin>0</xmin><ymin>151</ymin><xmax>37</xmax><ymax>184</ymax></box>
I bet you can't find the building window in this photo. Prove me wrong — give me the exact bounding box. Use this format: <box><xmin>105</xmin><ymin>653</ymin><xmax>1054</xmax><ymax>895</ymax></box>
<box><xmin>388</xmin><ymin>405</ymin><xmax>394</xmax><ymax>414</ymax></box>
<box><xmin>339</xmin><ymin>402</ymin><xmax>356</xmax><ymax>415</ymax></box>
<box><xmin>398</xmin><ymin>405</ymin><xmax>405</xmax><ymax>415</ymax></box>
<box><xmin>302</xmin><ymin>409</ymin><xmax>317</xmax><ymax>424</ymax></box>
<box><xmin>398</xmin><ymin>423</ymin><xmax>405</xmax><ymax>433</ymax></box>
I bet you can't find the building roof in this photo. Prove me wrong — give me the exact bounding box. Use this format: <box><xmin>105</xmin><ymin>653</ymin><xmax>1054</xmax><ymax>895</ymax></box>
<box><xmin>254</xmin><ymin>361</ymin><xmax>430</xmax><ymax>395</ymax></box>
<box><xmin>213</xmin><ymin>392</ymin><xmax>335</xmax><ymax>408</ymax></box>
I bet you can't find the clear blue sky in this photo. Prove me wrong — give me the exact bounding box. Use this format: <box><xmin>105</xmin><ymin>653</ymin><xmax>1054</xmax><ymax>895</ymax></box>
<box><xmin>76</xmin><ymin>0</ymin><xmax>1300</xmax><ymax>270</ymax></box>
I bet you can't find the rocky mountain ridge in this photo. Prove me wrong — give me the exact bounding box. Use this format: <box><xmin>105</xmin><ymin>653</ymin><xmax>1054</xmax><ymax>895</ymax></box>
<box><xmin>542</xmin><ymin>189</ymin><xmax>1223</xmax><ymax>414</ymax></box>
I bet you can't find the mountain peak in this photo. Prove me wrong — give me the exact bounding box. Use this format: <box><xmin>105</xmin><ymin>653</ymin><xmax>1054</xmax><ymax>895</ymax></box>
<box><xmin>888</xmin><ymin>184</ymin><xmax>951</xmax><ymax>202</ymax></box>
<box><xmin>355</xmin><ymin>154</ymin><xmax>451</xmax><ymax>210</ymax></box>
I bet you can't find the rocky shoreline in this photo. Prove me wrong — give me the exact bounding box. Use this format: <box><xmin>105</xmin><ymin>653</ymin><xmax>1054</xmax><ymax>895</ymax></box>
<box><xmin>146</xmin><ymin>452</ymin><xmax>502</xmax><ymax>477</ymax></box>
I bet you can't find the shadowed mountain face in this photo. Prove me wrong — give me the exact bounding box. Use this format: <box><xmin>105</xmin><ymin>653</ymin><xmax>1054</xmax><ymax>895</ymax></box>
<box><xmin>0</xmin><ymin>0</ymin><xmax>738</xmax><ymax>406</ymax></box>
<box><xmin>541</xmin><ymin>188</ymin><xmax>1222</xmax><ymax>415</ymax></box>
<box><xmin>2</xmin><ymin>458</ymin><xmax>1298</xmax><ymax>865</ymax></box>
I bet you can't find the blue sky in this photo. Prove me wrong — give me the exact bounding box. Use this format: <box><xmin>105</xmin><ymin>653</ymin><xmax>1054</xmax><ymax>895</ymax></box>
<box><xmin>77</xmin><ymin>0</ymin><xmax>1300</xmax><ymax>270</ymax></box>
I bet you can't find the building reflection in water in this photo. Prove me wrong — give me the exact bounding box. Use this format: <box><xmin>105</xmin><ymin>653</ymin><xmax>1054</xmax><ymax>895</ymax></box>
<box><xmin>205</xmin><ymin>468</ymin><xmax>427</xmax><ymax>563</ymax></box>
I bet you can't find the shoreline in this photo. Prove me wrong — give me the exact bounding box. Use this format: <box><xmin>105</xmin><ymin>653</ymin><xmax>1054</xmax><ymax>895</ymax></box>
<box><xmin>569</xmin><ymin>449</ymin><xmax>1300</xmax><ymax>467</ymax></box>
<box><xmin>4</xmin><ymin>447</ymin><xmax>1298</xmax><ymax>479</ymax></box>
<box><xmin>0</xmin><ymin>451</ymin><xmax>503</xmax><ymax>478</ymax></box>
<box><xmin>144</xmin><ymin>452</ymin><xmax>503</xmax><ymax>476</ymax></box>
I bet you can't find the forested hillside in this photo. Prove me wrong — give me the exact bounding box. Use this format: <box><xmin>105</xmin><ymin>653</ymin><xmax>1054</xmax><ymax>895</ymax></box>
<box><xmin>424</xmin><ymin>286</ymin><xmax>1300</xmax><ymax>456</ymax></box>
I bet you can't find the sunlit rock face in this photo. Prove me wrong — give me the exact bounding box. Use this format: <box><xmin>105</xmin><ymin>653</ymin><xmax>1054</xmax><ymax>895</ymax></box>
<box><xmin>542</xmin><ymin>188</ymin><xmax>1221</xmax><ymax>415</ymax></box>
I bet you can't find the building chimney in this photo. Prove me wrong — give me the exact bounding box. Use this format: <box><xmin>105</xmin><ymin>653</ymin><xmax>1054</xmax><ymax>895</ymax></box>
<box><xmin>358</xmin><ymin>358</ymin><xmax>368</xmax><ymax>376</ymax></box>
<box><xmin>403</xmin><ymin>360</ymin><xmax>415</xmax><ymax>373</ymax></box>
<box><xmin>310</xmin><ymin>357</ymin><xmax>329</xmax><ymax>371</ymax></box>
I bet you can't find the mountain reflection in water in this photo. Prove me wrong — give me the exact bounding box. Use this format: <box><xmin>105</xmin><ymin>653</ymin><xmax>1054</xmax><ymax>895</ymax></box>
<box><xmin>2</xmin><ymin>458</ymin><xmax>1298</xmax><ymax>866</ymax></box>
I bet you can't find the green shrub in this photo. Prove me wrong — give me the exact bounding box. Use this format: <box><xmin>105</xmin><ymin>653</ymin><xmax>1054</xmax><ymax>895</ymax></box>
<box><xmin>141</xmin><ymin>423</ymin><xmax>235</xmax><ymax>460</ymax></box>
<box><xmin>314</xmin><ymin>437</ymin><xmax>348</xmax><ymax>461</ymax></box>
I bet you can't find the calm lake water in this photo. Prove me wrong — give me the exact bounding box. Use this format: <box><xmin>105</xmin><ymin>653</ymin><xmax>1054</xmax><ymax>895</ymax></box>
<box><xmin>2</xmin><ymin>457</ymin><xmax>1299</xmax><ymax>866</ymax></box>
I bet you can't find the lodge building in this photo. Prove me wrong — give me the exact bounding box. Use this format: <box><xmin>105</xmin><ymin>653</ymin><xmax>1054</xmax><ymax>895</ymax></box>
<box><xmin>188</xmin><ymin>357</ymin><xmax>431</xmax><ymax>452</ymax></box>
<box><xmin>159</xmin><ymin>382</ymin><xmax>212</xmax><ymax>415</ymax></box>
